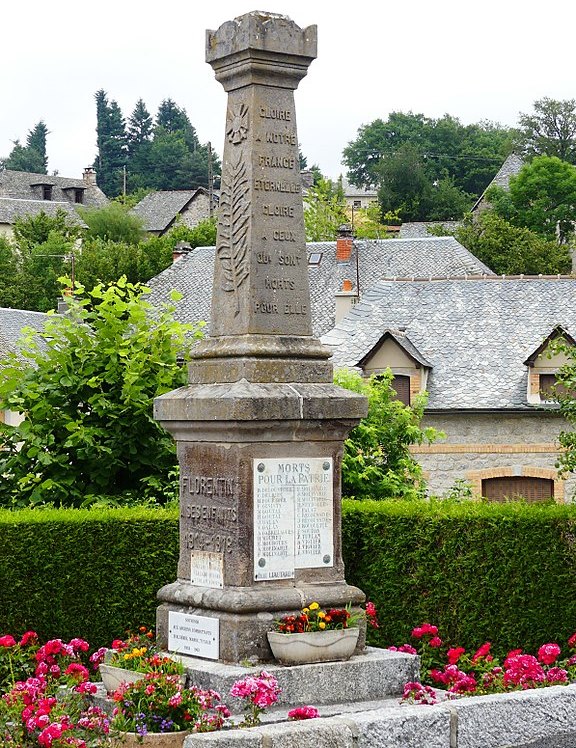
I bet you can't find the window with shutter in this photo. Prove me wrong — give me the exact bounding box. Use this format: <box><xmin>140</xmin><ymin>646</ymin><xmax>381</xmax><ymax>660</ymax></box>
<box><xmin>390</xmin><ymin>375</ymin><xmax>410</xmax><ymax>406</ymax></box>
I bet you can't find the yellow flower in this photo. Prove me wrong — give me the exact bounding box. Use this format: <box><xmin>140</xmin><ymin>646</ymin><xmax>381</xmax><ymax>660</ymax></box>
<box><xmin>309</xmin><ymin>602</ymin><xmax>320</xmax><ymax>611</ymax></box>
<box><xmin>318</xmin><ymin>612</ymin><xmax>325</xmax><ymax>619</ymax></box>
<box><xmin>302</xmin><ymin>608</ymin><xmax>309</xmax><ymax>614</ymax></box>
<box><xmin>319</xmin><ymin>622</ymin><xmax>326</xmax><ymax>629</ymax></box>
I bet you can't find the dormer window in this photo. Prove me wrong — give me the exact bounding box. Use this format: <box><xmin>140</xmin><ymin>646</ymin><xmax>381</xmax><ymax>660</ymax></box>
<box><xmin>74</xmin><ymin>189</ymin><xmax>84</xmax><ymax>204</ymax></box>
<box><xmin>42</xmin><ymin>185</ymin><xmax>52</xmax><ymax>200</ymax></box>
<box><xmin>524</xmin><ymin>326</ymin><xmax>575</xmax><ymax>405</ymax></box>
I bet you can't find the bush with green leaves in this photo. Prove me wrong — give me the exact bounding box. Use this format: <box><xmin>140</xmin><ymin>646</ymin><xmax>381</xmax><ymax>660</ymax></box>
<box><xmin>0</xmin><ymin>278</ymin><xmax>203</xmax><ymax>507</ymax></box>
<box><xmin>335</xmin><ymin>368</ymin><xmax>442</xmax><ymax>500</ymax></box>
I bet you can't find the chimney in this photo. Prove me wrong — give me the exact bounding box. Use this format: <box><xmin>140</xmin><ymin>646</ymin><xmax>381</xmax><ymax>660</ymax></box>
<box><xmin>336</xmin><ymin>223</ymin><xmax>353</xmax><ymax>262</ymax></box>
<box><xmin>335</xmin><ymin>279</ymin><xmax>359</xmax><ymax>324</ymax></box>
<box><xmin>83</xmin><ymin>167</ymin><xmax>97</xmax><ymax>186</ymax></box>
<box><xmin>173</xmin><ymin>241</ymin><xmax>192</xmax><ymax>263</ymax></box>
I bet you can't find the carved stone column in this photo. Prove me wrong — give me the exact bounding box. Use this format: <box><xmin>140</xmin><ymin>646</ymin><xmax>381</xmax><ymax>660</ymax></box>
<box><xmin>154</xmin><ymin>11</ymin><xmax>367</xmax><ymax>665</ymax></box>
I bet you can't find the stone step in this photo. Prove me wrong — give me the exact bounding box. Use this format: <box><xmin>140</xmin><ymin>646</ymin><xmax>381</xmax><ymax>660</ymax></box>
<box><xmin>178</xmin><ymin>647</ymin><xmax>418</xmax><ymax>708</ymax></box>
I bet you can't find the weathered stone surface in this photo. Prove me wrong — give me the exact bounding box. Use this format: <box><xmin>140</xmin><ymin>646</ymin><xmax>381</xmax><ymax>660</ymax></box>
<box><xmin>349</xmin><ymin>705</ymin><xmax>451</xmax><ymax>748</ymax></box>
<box><xmin>155</xmin><ymin>10</ymin><xmax>367</xmax><ymax>667</ymax></box>
<box><xmin>451</xmin><ymin>685</ymin><xmax>576</xmax><ymax>748</ymax></box>
<box><xmin>178</xmin><ymin>648</ymin><xmax>418</xmax><ymax>706</ymax></box>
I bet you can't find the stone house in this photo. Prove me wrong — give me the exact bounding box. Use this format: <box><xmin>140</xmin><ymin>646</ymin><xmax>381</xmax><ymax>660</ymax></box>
<box><xmin>0</xmin><ymin>167</ymin><xmax>108</xmax><ymax>237</ymax></box>
<box><xmin>146</xmin><ymin>234</ymin><xmax>494</xmax><ymax>338</ymax></box>
<box><xmin>130</xmin><ymin>188</ymin><xmax>215</xmax><ymax>236</ymax></box>
<box><xmin>322</xmin><ymin>275</ymin><xmax>576</xmax><ymax>503</ymax></box>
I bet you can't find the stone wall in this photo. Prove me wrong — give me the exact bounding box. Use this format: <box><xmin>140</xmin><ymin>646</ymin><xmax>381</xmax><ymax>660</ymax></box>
<box><xmin>412</xmin><ymin>411</ymin><xmax>576</xmax><ymax>501</ymax></box>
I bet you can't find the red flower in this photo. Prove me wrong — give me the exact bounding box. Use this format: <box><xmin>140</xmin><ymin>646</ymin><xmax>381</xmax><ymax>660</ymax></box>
<box><xmin>447</xmin><ymin>647</ymin><xmax>466</xmax><ymax>665</ymax></box>
<box><xmin>429</xmin><ymin>637</ymin><xmax>443</xmax><ymax>648</ymax></box>
<box><xmin>471</xmin><ymin>642</ymin><xmax>491</xmax><ymax>663</ymax></box>
<box><xmin>568</xmin><ymin>632</ymin><xmax>576</xmax><ymax>649</ymax></box>
<box><xmin>0</xmin><ymin>635</ymin><xmax>16</xmax><ymax>647</ymax></box>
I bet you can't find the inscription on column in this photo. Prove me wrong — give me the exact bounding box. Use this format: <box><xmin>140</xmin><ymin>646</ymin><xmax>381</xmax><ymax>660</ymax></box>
<box><xmin>253</xmin><ymin>458</ymin><xmax>334</xmax><ymax>580</ymax></box>
<box><xmin>180</xmin><ymin>471</ymin><xmax>239</xmax><ymax>556</ymax></box>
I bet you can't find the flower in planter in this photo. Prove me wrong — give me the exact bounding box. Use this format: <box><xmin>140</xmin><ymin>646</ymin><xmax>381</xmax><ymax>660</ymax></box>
<box><xmin>401</xmin><ymin>681</ymin><xmax>438</xmax><ymax>705</ymax></box>
<box><xmin>111</xmin><ymin>673</ymin><xmax>229</xmax><ymax>736</ymax></box>
<box><xmin>99</xmin><ymin>627</ymin><xmax>183</xmax><ymax>677</ymax></box>
<box><xmin>273</xmin><ymin>601</ymin><xmax>377</xmax><ymax>633</ymax></box>
<box><xmin>0</xmin><ymin>630</ymin><xmax>39</xmax><ymax>691</ymax></box>
<box><xmin>229</xmin><ymin>671</ymin><xmax>281</xmax><ymax>727</ymax></box>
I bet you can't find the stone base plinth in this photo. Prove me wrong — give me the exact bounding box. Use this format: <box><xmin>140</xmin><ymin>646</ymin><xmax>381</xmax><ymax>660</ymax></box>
<box><xmin>178</xmin><ymin>648</ymin><xmax>418</xmax><ymax>708</ymax></box>
<box><xmin>156</xmin><ymin>581</ymin><xmax>366</xmax><ymax>664</ymax></box>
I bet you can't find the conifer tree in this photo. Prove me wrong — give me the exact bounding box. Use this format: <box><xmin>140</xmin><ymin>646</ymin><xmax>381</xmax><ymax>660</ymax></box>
<box><xmin>94</xmin><ymin>89</ymin><xmax>128</xmax><ymax>197</ymax></box>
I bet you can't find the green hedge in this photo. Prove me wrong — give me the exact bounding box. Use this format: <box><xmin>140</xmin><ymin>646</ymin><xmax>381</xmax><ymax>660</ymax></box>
<box><xmin>0</xmin><ymin>506</ymin><xmax>178</xmax><ymax>646</ymax></box>
<box><xmin>1</xmin><ymin>501</ymin><xmax>576</xmax><ymax>653</ymax></box>
<box><xmin>342</xmin><ymin>499</ymin><xmax>576</xmax><ymax>655</ymax></box>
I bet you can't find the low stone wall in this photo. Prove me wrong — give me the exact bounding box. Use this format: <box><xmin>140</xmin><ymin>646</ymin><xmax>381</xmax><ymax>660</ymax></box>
<box><xmin>183</xmin><ymin>684</ymin><xmax>576</xmax><ymax>748</ymax></box>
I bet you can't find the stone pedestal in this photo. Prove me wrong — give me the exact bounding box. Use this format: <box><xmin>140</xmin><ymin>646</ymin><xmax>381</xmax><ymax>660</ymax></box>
<box><xmin>154</xmin><ymin>11</ymin><xmax>367</xmax><ymax>666</ymax></box>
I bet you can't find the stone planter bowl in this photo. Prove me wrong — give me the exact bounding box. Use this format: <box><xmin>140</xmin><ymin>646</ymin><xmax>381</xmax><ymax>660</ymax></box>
<box><xmin>99</xmin><ymin>663</ymin><xmax>146</xmax><ymax>694</ymax></box>
<box><xmin>267</xmin><ymin>627</ymin><xmax>359</xmax><ymax>665</ymax></box>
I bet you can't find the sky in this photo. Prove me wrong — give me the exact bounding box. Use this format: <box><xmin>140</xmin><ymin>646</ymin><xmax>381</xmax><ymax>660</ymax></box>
<box><xmin>3</xmin><ymin>0</ymin><xmax>576</xmax><ymax>182</ymax></box>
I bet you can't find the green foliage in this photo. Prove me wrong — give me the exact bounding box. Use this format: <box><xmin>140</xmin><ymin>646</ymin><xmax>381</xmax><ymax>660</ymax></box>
<box><xmin>0</xmin><ymin>279</ymin><xmax>203</xmax><ymax>507</ymax></box>
<box><xmin>517</xmin><ymin>97</ymin><xmax>576</xmax><ymax>163</ymax></box>
<box><xmin>12</xmin><ymin>209</ymin><xmax>80</xmax><ymax>247</ymax></box>
<box><xmin>94</xmin><ymin>89</ymin><xmax>128</xmax><ymax>197</ymax></box>
<box><xmin>74</xmin><ymin>237</ymin><xmax>171</xmax><ymax>289</ymax></box>
<box><xmin>350</xmin><ymin>202</ymin><xmax>392</xmax><ymax>239</ymax></box>
<box><xmin>304</xmin><ymin>177</ymin><xmax>348</xmax><ymax>241</ymax></box>
<box><xmin>554</xmin><ymin>341</ymin><xmax>576</xmax><ymax>481</ymax></box>
<box><xmin>79</xmin><ymin>202</ymin><xmax>145</xmax><ymax>244</ymax></box>
<box><xmin>0</xmin><ymin>505</ymin><xmax>179</xmax><ymax>645</ymax></box>
<box><xmin>2</xmin><ymin>121</ymin><xmax>49</xmax><ymax>174</ymax></box>
<box><xmin>167</xmin><ymin>216</ymin><xmax>217</xmax><ymax>248</ymax></box>
<box><xmin>335</xmin><ymin>369</ymin><xmax>442</xmax><ymax>500</ymax></box>
<box><xmin>497</xmin><ymin>155</ymin><xmax>576</xmax><ymax>242</ymax></box>
<box><xmin>342</xmin><ymin>112</ymin><xmax>513</xmax><ymax>210</ymax></box>
<box><xmin>2</xmin><ymin>501</ymin><xmax>576</xmax><ymax>655</ymax></box>
<box><xmin>342</xmin><ymin>499</ymin><xmax>576</xmax><ymax>654</ymax></box>
<box><xmin>454</xmin><ymin>211</ymin><xmax>571</xmax><ymax>275</ymax></box>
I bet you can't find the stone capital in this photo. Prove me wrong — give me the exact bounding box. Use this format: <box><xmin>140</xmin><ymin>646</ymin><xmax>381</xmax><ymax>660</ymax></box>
<box><xmin>206</xmin><ymin>11</ymin><xmax>317</xmax><ymax>91</ymax></box>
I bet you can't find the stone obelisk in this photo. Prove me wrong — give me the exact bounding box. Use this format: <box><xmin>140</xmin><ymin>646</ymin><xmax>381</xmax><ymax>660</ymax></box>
<box><xmin>154</xmin><ymin>11</ymin><xmax>367</xmax><ymax>665</ymax></box>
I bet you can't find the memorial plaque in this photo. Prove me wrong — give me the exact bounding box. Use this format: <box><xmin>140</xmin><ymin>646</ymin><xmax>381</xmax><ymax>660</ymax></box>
<box><xmin>168</xmin><ymin>611</ymin><xmax>219</xmax><ymax>660</ymax></box>
<box><xmin>190</xmin><ymin>551</ymin><xmax>224</xmax><ymax>589</ymax></box>
<box><xmin>253</xmin><ymin>457</ymin><xmax>333</xmax><ymax>580</ymax></box>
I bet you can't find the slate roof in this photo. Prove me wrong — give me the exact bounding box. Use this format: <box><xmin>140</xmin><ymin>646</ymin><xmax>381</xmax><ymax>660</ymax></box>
<box><xmin>146</xmin><ymin>237</ymin><xmax>494</xmax><ymax>338</ymax></box>
<box><xmin>322</xmin><ymin>276</ymin><xmax>576</xmax><ymax>411</ymax></box>
<box><xmin>0</xmin><ymin>307</ymin><xmax>49</xmax><ymax>361</ymax></box>
<box><xmin>0</xmin><ymin>169</ymin><xmax>108</xmax><ymax>207</ymax></box>
<box><xmin>0</xmin><ymin>198</ymin><xmax>87</xmax><ymax>226</ymax></box>
<box><xmin>130</xmin><ymin>189</ymin><xmax>211</xmax><ymax>233</ymax></box>
<box><xmin>472</xmin><ymin>153</ymin><xmax>524</xmax><ymax>211</ymax></box>
<box><xmin>399</xmin><ymin>221</ymin><xmax>461</xmax><ymax>238</ymax></box>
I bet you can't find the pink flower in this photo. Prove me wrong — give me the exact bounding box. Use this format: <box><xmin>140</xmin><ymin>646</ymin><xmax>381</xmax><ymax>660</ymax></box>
<box><xmin>69</xmin><ymin>638</ymin><xmax>90</xmax><ymax>653</ymax></box>
<box><xmin>65</xmin><ymin>663</ymin><xmax>89</xmax><ymax>681</ymax></box>
<box><xmin>546</xmin><ymin>667</ymin><xmax>569</xmax><ymax>684</ymax></box>
<box><xmin>288</xmin><ymin>705</ymin><xmax>320</xmax><ymax>720</ymax></box>
<box><xmin>537</xmin><ymin>642</ymin><xmax>561</xmax><ymax>666</ymax></box>
<box><xmin>429</xmin><ymin>636</ymin><xmax>443</xmax><ymax>648</ymax></box>
<box><xmin>0</xmin><ymin>634</ymin><xmax>17</xmax><ymax>647</ymax></box>
<box><xmin>568</xmin><ymin>632</ymin><xmax>576</xmax><ymax>649</ymax></box>
<box><xmin>447</xmin><ymin>647</ymin><xmax>466</xmax><ymax>665</ymax></box>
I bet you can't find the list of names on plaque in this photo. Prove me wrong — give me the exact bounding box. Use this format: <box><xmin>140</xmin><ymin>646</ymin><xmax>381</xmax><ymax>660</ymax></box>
<box><xmin>190</xmin><ymin>550</ymin><xmax>224</xmax><ymax>589</ymax></box>
<box><xmin>253</xmin><ymin>457</ymin><xmax>333</xmax><ymax>581</ymax></box>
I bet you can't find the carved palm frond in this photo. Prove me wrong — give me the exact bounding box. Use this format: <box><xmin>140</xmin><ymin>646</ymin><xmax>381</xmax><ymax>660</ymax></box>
<box><xmin>217</xmin><ymin>156</ymin><xmax>250</xmax><ymax>315</ymax></box>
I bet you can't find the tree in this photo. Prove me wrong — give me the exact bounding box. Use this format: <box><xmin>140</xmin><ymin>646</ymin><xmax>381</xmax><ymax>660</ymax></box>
<box><xmin>303</xmin><ymin>177</ymin><xmax>347</xmax><ymax>241</ymax></box>
<box><xmin>517</xmin><ymin>98</ymin><xmax>576</xmax><ymax>164</ymax></box>
<box><xmin>489</xmin><ymin>155</ymin><xmax>576</xmax><ymax>242</ymax></box>
<box><xmin>3</xmin><ymin>121</ymin><xmax>49</xmax><ymax>174</ymax></box>
<box><xmin>335</xmin><ymin>369</ymin><xmax>441</xmax><ymax>501</ymax></box>
<box><xmin>342</xmin><ymin>112</ymin><xmax>513</xmax><ymax>219</ymax></box>
<box><xmin>94</xmin><ymin>90</ymin><xmax>128</xmax><ymax>197</ymax></box>
<box><xmin>0</xmin><ymin>279</ymin><xmax>203</xmax><ymax>507</ymax></box>
<box><xmin>454</xmin><ymin>211</ymin><xmax>571</xmax><ymax>275</ymax></box>
<box><xmin>79</xmin><ymin>202</ymin><xmax>145</xmax><ymax>244</ymax></box>
<box><xmin>127</xmin><ymin>99</ymin><xmax>153</xmax><ymax>191</ymax></box>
